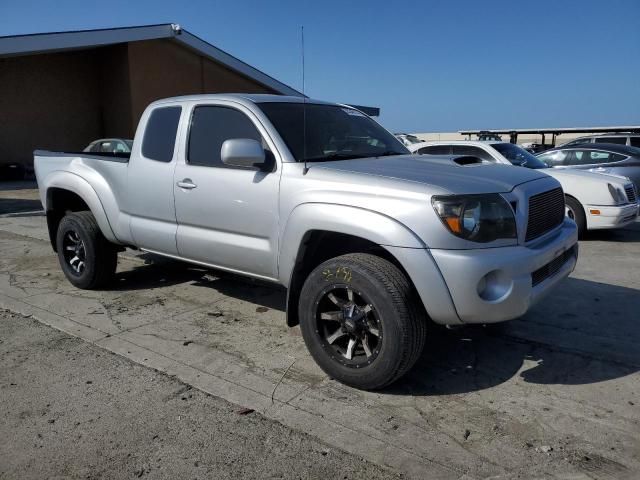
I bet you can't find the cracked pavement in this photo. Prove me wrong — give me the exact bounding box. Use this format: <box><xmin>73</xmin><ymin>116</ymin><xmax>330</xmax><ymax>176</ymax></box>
<box><xmin>1</xmin><ymin>183</ymin><xmax>639</xmax><ymax>479</ymax></box>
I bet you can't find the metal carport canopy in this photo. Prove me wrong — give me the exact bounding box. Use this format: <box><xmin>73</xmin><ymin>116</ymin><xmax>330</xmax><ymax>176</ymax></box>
<box><xmin>460</xmin><ymin>126</ymin><xmax>640</xmax><ymax>136</ymax></box>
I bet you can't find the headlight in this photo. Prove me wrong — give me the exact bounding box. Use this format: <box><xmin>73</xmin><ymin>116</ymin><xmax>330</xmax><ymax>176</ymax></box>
<box><xmin>607</xmin><ymin>183</ymin><xmax>627</xmax><ymax>204</ymax></box>
<box><xmin>432</xmin><ymin>194</ymin><xmax>517</xmax><ymax>242</ymax></box>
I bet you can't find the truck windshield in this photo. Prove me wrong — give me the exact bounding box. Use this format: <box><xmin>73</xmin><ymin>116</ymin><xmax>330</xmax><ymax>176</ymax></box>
<box><xmin>258</xmin><ymin>102</ymin><xmax>409</xmax><ymax>162</ymax></box>
<box><xmin>491</xmin><ymin>143</ymin><xmax>549</xmax><ymax>169</ymax></box>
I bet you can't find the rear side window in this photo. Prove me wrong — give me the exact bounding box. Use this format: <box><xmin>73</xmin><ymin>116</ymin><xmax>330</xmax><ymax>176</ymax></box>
<box><xmin>595</xmin><ymin>136</ymin><xmax>627</xmax><ymax>145</ymax></box>
<box><xmin>418</xmin><ymin>145</ymin><xmax>451</xmax><ymax>155</ymax></box>
<box><xmin>142</xmin><ymin>106</ymin><xmax>182</xmax><ymax>162</ymax></box>
<box><xmin>187</xmin><ymin>106</ymin><xmax>262</xmax><ymax>167</ymax></box>
<box><xmin>567</xmin><ymin>150</ymin><xmax>626</xmax><ymax>165</ymax></box>
<box><xmin>630</xmin><ymin>138</ymin><xmax>640</xmax><ymax>148</ymax></box>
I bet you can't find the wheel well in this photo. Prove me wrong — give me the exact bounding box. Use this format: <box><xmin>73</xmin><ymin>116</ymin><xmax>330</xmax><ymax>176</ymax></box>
<box><xmin>46</xmin><ymin>188</ymin><xmax>90</xmax><ymax>251</ymax></box>
<box><xmin>285</xmin><ymin>231</ymin><xmax>409</xmax><ymax>327</ymax></box>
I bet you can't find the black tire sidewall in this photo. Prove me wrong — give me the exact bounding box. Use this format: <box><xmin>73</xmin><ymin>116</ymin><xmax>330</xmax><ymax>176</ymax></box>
<box><xmin>298</xmin><ymin>256</ymin><xmax>411</xmax><ymax>389</ymax></box>
<box><xmin>56</xmin><ymin>214</ymin><xmax>100</xmax><ymax>289</ymax></box>
<box><xmin>565</xmin><ymin>197</ymin><xmax>586</xmax><ymax>236</ymax></box>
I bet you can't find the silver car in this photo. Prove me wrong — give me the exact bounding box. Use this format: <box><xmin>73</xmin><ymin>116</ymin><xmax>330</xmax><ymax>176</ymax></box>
<box><xmin>537</xmin><ymin>143</ymin><xmax>640</xmax><ymax>192</ymax></box>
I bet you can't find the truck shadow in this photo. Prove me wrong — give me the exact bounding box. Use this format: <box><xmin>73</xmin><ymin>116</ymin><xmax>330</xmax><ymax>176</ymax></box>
<box><xmin>112</xmin><ymin>253</ymin><xmax>286</xmax><ymax>311</ymax></box>
<box><xmin>0</xmin><ymin>181</ymin><xmax>42</xmax><ymax>215</ymax></box>
<box><xmin>111</xmin><ymin>255</ymin><xmax>639</xmax><ymax>394</ymax></box>
<box><xmin>389</xmin><ymin>277</ymin><xmax>640</xmax><ymax>395</ymax></box>
<box><xmin>0</xmin><ymin>198</ymin><xmax>43</xmax><ymax>215</ymax></box>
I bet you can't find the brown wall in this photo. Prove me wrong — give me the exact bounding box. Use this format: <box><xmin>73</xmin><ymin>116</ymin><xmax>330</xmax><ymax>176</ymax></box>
<box><xmin>0</xmin><ymin>39</ymin><xmax>277</xmax><ymax>171</ymax></box>
<box><xmin>127</xmin><ymin>39</ymin><xmax>276</xmax><ymax>129</ymax></box>
<box><xmin>0</xmin><ymin>50</ymin><xmax>103</xmax><ymax>168</ymax></box>
<box><xmin>0</xmin><ymin>45</ymin><xmax>134</xmax><ymax>169</ymax></box>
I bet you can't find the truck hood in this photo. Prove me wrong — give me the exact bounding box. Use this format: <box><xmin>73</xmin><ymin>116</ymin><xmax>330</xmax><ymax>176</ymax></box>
<box><xmin>314</xmin><ymin>155</ymin><xmax>547</xmax><ymax>194</ymax></box>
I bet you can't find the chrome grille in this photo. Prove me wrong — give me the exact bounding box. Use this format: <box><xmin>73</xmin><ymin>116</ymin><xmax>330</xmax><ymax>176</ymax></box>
<box><xmin>526</xmin><ymin>187</ymin><xmax>565</xmax><ymax>242</ymax></box>
<box><xmin>532</xmin><ymin>245</ymin><xmax>577</xmax><ymax>287</ymax></box>
<box><xmin>625</xmin><ymin>184</ymin><xmax>637</xmax><ymax>203</ymax></box>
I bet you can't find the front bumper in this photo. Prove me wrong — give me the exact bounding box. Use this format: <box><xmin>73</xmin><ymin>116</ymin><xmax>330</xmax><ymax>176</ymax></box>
<box><xmin>586</xmin><ymin>203</ymin><xmax>639</xmax><ymax>230</ymax></box>
<box><xmin>429</xmin><ymin>219</ymin><xmax>578</xmax><ymax>324</ymax></box>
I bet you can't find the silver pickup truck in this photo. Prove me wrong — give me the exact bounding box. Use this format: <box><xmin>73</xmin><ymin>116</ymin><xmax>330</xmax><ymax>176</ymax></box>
<box><xmin>34</xmin><ymin>94</ymin><xmax>578</xmax><ymax>389</ymax></box>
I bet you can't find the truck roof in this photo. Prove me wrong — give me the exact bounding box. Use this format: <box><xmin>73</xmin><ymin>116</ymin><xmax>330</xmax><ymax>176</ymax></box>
<box><xmin>149</xmin><ymin>93</ymin><xmax>337</xmax><ymax>107</ymax></box>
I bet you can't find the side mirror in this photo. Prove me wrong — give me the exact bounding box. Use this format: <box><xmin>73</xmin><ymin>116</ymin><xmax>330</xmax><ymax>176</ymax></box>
<box><xmin>221</xmin><ymin>139</ymin><xmax>267</xmax><ymax>169</ymax></box>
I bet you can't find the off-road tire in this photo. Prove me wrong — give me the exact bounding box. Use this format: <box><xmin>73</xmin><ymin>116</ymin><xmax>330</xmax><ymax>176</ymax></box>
<box><xmin>56</xmin><ymin>211</ymin><xmax>117</xmax><ymax>289</ymax></box>
<box><xmin>298</xmin><ymin>253</ymin><xmax>427</xmax><ymax>390</ymax></box>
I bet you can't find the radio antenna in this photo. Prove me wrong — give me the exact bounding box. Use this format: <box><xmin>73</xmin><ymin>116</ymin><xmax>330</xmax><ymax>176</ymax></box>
<box><xmin>301</xmin><ymin>26</ymin><xmax>309</xmax><ymax>175</ymax></box>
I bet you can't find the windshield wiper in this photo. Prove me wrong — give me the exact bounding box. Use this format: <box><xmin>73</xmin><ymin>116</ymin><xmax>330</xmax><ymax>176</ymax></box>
<box><xmin>375</xmin><ymin>151</ymin><xmax>406</xmax><ymax>158</ymax></box>
<box><xmin>302</xmin><ymin>153</ymin><xmax>371</xmax><ymax>163</ymax></box>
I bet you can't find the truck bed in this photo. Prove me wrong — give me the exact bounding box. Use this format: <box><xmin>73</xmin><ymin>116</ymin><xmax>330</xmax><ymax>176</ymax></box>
<box><xmin>34</xmin><ymin>150</ymin><xmax>130</xmax><ymax>163</ymax></box>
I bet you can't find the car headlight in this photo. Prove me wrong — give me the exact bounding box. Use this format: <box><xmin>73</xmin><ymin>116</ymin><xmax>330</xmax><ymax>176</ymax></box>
<box><xmin>432</xmin><ymin>194</ymin><xmax>517</xmax><ymax>243</ymax></box>
<box><xmin>607</xmin><ymin>183</ymin><xmax>627</xmax><ymax>204</ymax></box>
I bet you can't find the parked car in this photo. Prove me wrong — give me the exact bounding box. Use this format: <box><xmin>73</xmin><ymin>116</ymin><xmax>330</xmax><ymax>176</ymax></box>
<box><xmin>536</xmin><ymin>143</ymin><xmax>640</xmax><ymax>193</ymax></box>
<box><xmin>34</xmin><ymin>94</ymin><xmax>578</xmax><ymax>390</ymax></box>
<box><xmin>394</xmin><ymin>133</ymin><xmax>423</xmax><ymax>147</ymax></box>
<box><xmin>410</xmin><ymin>141</ymin><xmax>638</xmax><ymax>236</ymax></box>
<box><xmin>84</xmin><ymin>138</ymin><xmax>133</xmax><ymax>154</ymax></box>
<box><xmin>560</xmin><ymin>133</ymin><xmax>640</xmax><ymax>148</ymax></box>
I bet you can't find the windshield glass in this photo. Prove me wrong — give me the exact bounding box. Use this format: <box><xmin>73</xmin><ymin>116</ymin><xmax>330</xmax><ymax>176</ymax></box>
<box><xmin>491</xmin><ymin>143</ymin><xmax>548</xmax><ymax>169</ymax></box>
<box><xmin>258</xmin><ymin>102</ymin><xmax>409</xmax><ymax>162</ymax></box>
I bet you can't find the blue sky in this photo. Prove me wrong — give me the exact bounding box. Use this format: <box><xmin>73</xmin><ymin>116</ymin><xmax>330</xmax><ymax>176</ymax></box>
<box><xmin>2</xmin><ymin>0</ymin><xmax>639</xmax><ymax>132</ymax></box>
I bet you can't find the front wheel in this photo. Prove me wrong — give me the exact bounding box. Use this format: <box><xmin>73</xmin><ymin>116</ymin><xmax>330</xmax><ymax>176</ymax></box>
<box><xmin>565</xmin><ymin>196</ymin><xmax>586</xmax><ymax>238</ymax></box>
<box><xmin>298</xmin><ymin>253</ymin><xmax>427</xmax><ymax>390</ymax></box>
<box><xmin>56</xmin><ymin>211</ymin><xmax>118</xmax><ymax>289</ymax></box>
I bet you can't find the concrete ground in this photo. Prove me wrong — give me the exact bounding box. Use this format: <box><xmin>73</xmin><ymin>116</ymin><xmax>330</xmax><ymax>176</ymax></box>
<box><xmin>1</xmin><ymin>182</ymin><xmax>639</xmax><ymax>479</ymax></box>
<box><xmin>0</xmin><ymin>308</ymin><xmax>397</xmax><ymax>480</ymax></box>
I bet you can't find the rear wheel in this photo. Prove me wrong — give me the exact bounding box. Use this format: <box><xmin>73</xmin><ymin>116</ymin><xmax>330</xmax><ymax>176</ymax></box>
<box><xmin>565</xmin><ymin>196</ymin><xmax>586</xmax><ymax>238</ymax></box>
<box><xmin>298</xmin><ymin>253</ymin><xmax>426</xmax><ymax>390</ymax></box>
<box><xmin>56</xmin><ymin>211</ymin><xmax>117</xmax><ymax>289</ymax></box>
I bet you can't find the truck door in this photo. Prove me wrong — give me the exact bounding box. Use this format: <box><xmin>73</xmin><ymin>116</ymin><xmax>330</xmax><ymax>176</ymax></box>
<box><xmin>173</xmin><ymin>102</ymin><xmax>281</xmax><ymax>280</ymax></box>
<box><xmin>126</xmin><ymin>105</ymin><xmax>182</xmax><ymax>255</ymax></box>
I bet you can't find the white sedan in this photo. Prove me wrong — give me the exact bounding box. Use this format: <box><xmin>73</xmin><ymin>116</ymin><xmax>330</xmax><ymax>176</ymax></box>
<box><xmin>409</xmin><ymin>140</ymin><xmax>639</xmax><ymax>237</ymax></box>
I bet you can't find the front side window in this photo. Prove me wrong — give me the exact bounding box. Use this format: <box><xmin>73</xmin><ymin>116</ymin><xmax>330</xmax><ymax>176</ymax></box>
<box><xmin>629</xmin><ymin>138</ymin><xmax>640</xmax><ymax>148</ymax></box>
<box><xmin>99</xmin><ymin>142</ymin><xmax>112</xmax><ymax>152</ymax></box>
<box><xmin>595</xmin><ymin>136</ymin><xmax>627</xmax><ymax>145</ymax></box>
<box><xmin>418</xmin><ymin>145</ymin><xmax>451</xmax><ymax>155</ymax></box>
<box><xmin>537</xmin><ymin>150</ymin><xmax>568</xmax><ymax>166</ymax></box>
<box><xmin>490</xmin><ymin>143</ymin><xmax>548</xmax><ymax>169</ymax></box>
<box><xmin>187</xmin><ymin>106</ymin><xmax>263</xmax><ymax>168</ymax></box>
<box><xmin>113</xmin><ymin>141</ymin><xmax>128</xmax><ymax>153</ymax></box>
<box><xmin>142</xmin><ymin>106</ymin><xmax>182</xmax><ymax>162</ymax></box>
<box><xmin>258</xmin><ymin>103</ymin><xmax>408</xmax><ymax>162</ymax></box>
<box><xmin>404</xmin><ymin>135</ymin><xmax>422</xmax><ymax>145</ymax></box>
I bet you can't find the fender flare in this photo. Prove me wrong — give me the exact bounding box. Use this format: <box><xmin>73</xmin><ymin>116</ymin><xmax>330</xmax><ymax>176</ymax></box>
<box><xmin>44</xmin><ymin>171</ymin><xmax>119</xmax><ymax>244</ymax></box>
<box><xmin>278</xmin><ymin>202</ymin><xmax>426</xmax><ymax>286</ymax></box>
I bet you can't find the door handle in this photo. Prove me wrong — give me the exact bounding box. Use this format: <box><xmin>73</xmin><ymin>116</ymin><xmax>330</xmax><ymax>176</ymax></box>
<box><xmin>177</xmin><ymin>179</ymin><xmax>197</xmax><ymax>189</ymax></box>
